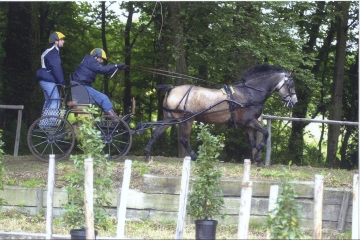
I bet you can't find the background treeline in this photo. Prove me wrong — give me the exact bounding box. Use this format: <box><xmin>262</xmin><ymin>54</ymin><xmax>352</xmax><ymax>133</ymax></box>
<box><xmin>0</xmin><ymin>1</ymin><xmax>358</xmax><ymax>169</ymax></box>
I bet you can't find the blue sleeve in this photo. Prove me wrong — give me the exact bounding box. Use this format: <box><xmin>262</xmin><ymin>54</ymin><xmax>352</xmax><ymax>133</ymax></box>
<box><xmin>89</xmin><ymin>60</ymin><xmax>117</xmax><ymax>75</ymax></box>
<box><xmin>47</xmin><ymin>51</ymin><xmax>65</xmax><ymax>85</ymax></box>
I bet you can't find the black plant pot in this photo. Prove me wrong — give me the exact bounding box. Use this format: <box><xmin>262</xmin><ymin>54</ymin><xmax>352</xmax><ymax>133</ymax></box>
<box><xmin>70</xmin><ymin>229</ymin><xmax>98</xmax><ymax>240</ymax></box>
<box><xmin>195</xmin><ymin>220</ymin><xmax>218</xmax><ymax>240</ymax></box>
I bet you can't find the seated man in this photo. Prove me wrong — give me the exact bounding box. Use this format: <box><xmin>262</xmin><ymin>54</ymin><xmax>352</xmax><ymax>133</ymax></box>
<box><xmin>71</xmin><ymin>48</ymin><xmax>127</xmax><ymax>119</ymax></box>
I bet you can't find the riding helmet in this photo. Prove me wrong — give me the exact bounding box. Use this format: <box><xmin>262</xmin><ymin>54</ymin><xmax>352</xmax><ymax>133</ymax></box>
<box><xmin>49</xmin><ymin>31</ymin><xmax>65</xmax><ymax>44</ymax></box>
<box><xmin>90</xmin><ymin>48</ymin><xmax>107</xmax><ymax>60</ymax></box>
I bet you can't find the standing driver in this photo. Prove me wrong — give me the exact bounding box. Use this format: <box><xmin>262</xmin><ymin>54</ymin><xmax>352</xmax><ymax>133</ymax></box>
<box><xmin>71</xmin><ymin>48</ymin><xmax>127</xmax><ymax>120</ymax></box>
<box><xmin>36</xmin><ymin>31</ymin><xmax>66</xmax><ymax>113</ymax></box>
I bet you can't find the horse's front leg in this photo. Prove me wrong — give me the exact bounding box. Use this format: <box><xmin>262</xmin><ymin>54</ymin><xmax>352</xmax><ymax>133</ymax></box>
<box><xmin>245</xmin><ymin>119</ymin><xmax>268</xmax><ymax>167</ymax></box>
<box><xmin>143</xmin><ymin>125</ymin><xmax>170</xmax><ymax>162</ymax></box>
<box><xmin>178</xmin><ymin>120</ymin><xmax>197</xmax><ymax>160</ymax></box>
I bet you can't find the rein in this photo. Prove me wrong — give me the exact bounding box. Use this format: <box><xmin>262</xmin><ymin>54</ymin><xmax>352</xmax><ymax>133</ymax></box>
<box><xmin>129</xmin><ymin>65</ymin><xmax>219</xmax><ymax>86</ymax></box>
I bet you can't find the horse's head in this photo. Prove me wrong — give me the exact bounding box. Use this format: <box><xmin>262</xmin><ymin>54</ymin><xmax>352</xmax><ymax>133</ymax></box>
<box><xmin>277</xmin><ymin>73</ymin><xmax>298</xmax><ymax>107</ymax></box>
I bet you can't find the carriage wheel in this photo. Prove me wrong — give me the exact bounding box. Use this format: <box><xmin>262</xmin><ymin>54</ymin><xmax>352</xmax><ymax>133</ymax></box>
<box><xmin>27</xmin><ymin>116</ymin><xmax>75</xmax><ymax>162</ymax></box>
<box><xmin>95</xmin><ymin>116</ymin><xmax>132</xmax><ymax>161</ymax></box>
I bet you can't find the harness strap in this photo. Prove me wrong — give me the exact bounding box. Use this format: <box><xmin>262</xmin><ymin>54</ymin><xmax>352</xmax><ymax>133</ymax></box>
<box><xmin>175</xmin><ymin>85</ymin><xmax>195</xmax><ymax>117</ymax></box>
<box><xmin>223</xmin><ymin>85</ymin><xmax>238</xmax><ymax>129</ymax></box>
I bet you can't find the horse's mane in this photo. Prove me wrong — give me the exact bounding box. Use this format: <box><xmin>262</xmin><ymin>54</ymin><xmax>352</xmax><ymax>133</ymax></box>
<box><xmin>239</xmin><ymin>65</ymin><xmax>285</xmax><ymax>83</ymax></box>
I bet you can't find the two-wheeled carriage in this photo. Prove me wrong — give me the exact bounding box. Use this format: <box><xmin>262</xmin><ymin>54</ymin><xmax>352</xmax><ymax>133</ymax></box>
<box><xmin>27</xmin><ymin>82</ymin><xmax>133</xmax><ymax>162</ymax></box>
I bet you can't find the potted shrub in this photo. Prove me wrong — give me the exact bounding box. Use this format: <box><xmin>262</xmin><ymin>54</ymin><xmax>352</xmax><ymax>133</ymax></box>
<box><xmin>60</xmin><ymin>106</ymin><xmax>115</xmax><ymax>239</ymax></box>
<box><xmin>188</xmin><ymin>124</ymin><xmax>226</xmax><ymax>240</ymax></box>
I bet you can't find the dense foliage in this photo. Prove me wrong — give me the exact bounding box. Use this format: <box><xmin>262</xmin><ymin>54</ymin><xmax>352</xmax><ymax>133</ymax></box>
<box><xmin>0</xmin><ymin>1</ymin><xmax>358</xmax><ymax>168</ymax></box>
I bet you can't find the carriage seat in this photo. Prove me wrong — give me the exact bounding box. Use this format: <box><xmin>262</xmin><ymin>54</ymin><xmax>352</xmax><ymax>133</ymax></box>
<box><xmin>69</xmin><ymin>80</ymin><xmax>96</xmax><ymax>116</ymax></box>
<box><xmin>70</xmin><ymin>80</ymin><xmax>95</xmax><ymax>105</ymax></box>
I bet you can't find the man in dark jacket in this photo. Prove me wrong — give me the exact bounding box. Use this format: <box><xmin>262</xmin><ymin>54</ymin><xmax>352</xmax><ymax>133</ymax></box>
<box><xmin>36</xmin><ymin>31</ymin><xmax>66</xmax><ymax>113</ymax></box>
<box><xmin>71</xmin><ymin>48</ymin><xmax>127</xmax><ymax>119</ymax></box>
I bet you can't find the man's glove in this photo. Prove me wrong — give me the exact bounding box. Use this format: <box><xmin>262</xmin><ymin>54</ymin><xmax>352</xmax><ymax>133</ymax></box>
<box><xmin>116</xmin><ymin>63</ymin><xmax>127</xmax><ymax>70</ymax></box>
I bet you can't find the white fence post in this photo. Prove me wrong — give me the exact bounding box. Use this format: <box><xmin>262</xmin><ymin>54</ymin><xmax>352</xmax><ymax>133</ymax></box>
<box><xmin>267</xmin><ymin>185</ymin><xmax>279</xmax><ymax>239</ymax></box>
<box><xmin>313</xmin><ymin>174</ymin><xmax>324</xmax><ymax>239</ymax></box>
<box><xmin>45</xmin><ymin>154</ymin><xmax>55</xmax><ymax>240</ymax></box>
<box><xmin>116</xmin><ymin>159</ymin><xmax>132</xmax><ymax>239</ymax></box>
<box><xmin>238</xmin><ymin>159</ymin><xmax>253</xmax><ymax>239</ymax></box>
<box><xmin>175</xmin><ymin>156</ymin><xmax>191</xmax><ymax>239</ymax></box>
<box><xmin>84</xmin><ymin>158</ymin><xmax>95</xmax><ymax>240</ymax></box>
<box><xmin>352</xmin><ymin>174</ymin><xmax>359</xmax><ymax>239</ymax></box>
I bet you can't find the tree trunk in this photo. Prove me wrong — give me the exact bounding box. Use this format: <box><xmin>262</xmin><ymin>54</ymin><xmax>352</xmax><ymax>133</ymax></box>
<box><xmin>1</xmin><ymin>2</ymin><xmax>33</xmax><ymax>121</ymax></box>
<box><xmin>123</xmin><ymin>2</ymin><xmax>134</xmax><ymax>115</ymax></box>
<box><xmin>326</xmin><ymin>1</ymin><xmax>350</xmax><ymax>166</ymax></box>
<box><xmin>288</xmin><ymin>1</ymin><xmax>326</xmax><ymax>165</ymax></box>
<box><xmin>101</xmin><ymin>2</ymin><xmax>109</xmax><ymax>97</ymax></box>
<box><xmin>169</xmin><ymin>2</ymin><xmax>188</xmax><ymax>158</ymax></box>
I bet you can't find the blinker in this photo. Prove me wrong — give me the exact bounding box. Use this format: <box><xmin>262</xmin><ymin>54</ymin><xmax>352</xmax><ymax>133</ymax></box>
<box><xmin>287</xmin><ymin>81</ymin><xmax>295</xmax><ymax>89</ymax></box>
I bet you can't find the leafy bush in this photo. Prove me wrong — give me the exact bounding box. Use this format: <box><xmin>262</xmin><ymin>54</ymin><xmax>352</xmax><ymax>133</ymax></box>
<box><xmin>61</xmin><ymin>106</ymin><xmax>114</xmax><ymax>231</ymax></box>
<box><xmin>265</xmin><ymin>169</ymin><xmax>304</xmax><ymax>239</ymax></box>
<box><xmin>188</xmin><ymin>124</ymin><xmax>226</xmax><ymax>220</ymax></box>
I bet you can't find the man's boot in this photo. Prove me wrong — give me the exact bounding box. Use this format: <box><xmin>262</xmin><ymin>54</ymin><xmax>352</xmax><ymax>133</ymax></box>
<box><xmin>106</xmin><ymin>109</ymin><xmax>120</xmax><ymax>125</ymax></box>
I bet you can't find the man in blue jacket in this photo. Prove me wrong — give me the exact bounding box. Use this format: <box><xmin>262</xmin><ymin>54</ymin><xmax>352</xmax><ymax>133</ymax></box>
<box><xmin>71</xmin><ymin>48</ymin><xmax>127</xmax><ymax>120</ymax></box>
<box><xmin>36</xmin><ymin>31</ymin><xmax>66</xmax><ymax>114</ymax></box>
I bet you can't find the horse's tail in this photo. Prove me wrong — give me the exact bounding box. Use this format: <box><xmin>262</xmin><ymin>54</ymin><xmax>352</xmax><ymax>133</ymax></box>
<box><xmin>156</xmin><ymin>84</ymin><xmax>174</xmax><ymax>93</ymax></box>
<box><xmin>143</xmin><ymin>84</ymin><xmax>174</xmax><ymax>97</ymax></box>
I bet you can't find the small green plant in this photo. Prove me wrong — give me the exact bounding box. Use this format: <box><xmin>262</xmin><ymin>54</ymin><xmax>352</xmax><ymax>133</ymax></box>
<box><xmin>20</xmin><ymin>179</ymin><xmax>43</xmax><ymax>188</ymax></box>
<box><xmin>61</xmin><ymin>106</ymin><xmax>114</xmax><ymax>231</ymax></box>
<box><xmin>265</xmin><ymin>169</ymin><xmax>304</xmax><ymax>239</ymax></box>
<box><xmin>188</xmin><ymin>124</ymin><xmax>226</xmax><ymax>220</ymax></box>
<box><xmin>132</xmin><ymin>160</ymin><xmax>148</xmax><ymax>175</ymax></box>
<box><xmin>6</xmin><ymin>179</ymin><xmax>16</xmax><ymax>185</ymax></box>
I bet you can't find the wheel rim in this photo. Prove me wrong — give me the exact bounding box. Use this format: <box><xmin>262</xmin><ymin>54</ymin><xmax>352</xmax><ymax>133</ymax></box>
<box><xmin>27</xmin><ymin>116</ymin><xmax>75</xmax><ymax>162</ymax></box>
<box><xmin>95</xmin><ymin>116</ymin><xmax>132</xmax><ymax>161</ymax></box>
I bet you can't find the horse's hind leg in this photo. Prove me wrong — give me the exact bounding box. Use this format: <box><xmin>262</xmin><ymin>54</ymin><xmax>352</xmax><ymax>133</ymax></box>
<box><xmin>143</xmin><ymin>125</ymin><xmax>170</xmax><ymax>162</ymax></box>
<box><xmin>179</xmin><ymin>120</ymin><xmax>197</xmax><ymax>160</ymax></box>
<box><xmin>245</xmin><ymin>119</ymin><xmax>269</xmax><ymax>167</ymax></box>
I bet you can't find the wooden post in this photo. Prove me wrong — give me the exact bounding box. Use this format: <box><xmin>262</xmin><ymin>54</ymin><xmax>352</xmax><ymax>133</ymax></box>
<box><xmin>337</xmin><ymin>191</ymin><xmax>350</xmax><ymax>231</ymax></box>
<box><xmin>36</xmin><ymin>187</ymin><xmax>43</xmax><ymax>215</ymax></box>
<box><xmin>352</xmin><ymin>174</ymin><xmax>359</xmax><ymax>239</ymax></box>
<box><xmin>243</xmin><ymin>159</ymin><xmax>251</xmax><ymax>182</ymax></box>
<box><xmin>84</xmin><ymin>158</ymin><xmax>95</xmax><ymax>240</ymax></box>
<box><xmin>313</xmin><ymin>174</ymin><xmax>324</xmax><ymax>239</ymax></box>
<box><xmin>175</xmin><ymin>156</ymin><xmax>191</xmax><ymax>239</ymax></box>
<box><xmin>238</xmin><ymin>159</ymin><xmax>253</xmax><ymax>239</ymax></box>
<box><xmin>267</xmin><ymin>185</ymin><xmax>279</xmax><ymax>239</ymax></box>
<box><xmin>45</xmin><ymin>154</ymin><xmax>55</xmax><ymax>239</ymax></box>
<box><xmin>14</xmin><ymin>109</ymin><xmax>22</xmax><ymax>156</ymax></box>
<box><xmin>0</xmin><ymin>105</ymin><xmax>24</xmax><ymax>156</ymax></box>
<box><xmin>116</xmin><ymin>159</ymin><xmax>132</xmax><ymax>239</ymax></box>
<box><xmin>265</xmin><ymin>119</ymin><xmax>272</xmax><ymax>166</ymax></box>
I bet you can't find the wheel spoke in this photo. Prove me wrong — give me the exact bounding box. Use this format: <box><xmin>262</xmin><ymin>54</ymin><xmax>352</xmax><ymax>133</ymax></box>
<box><xmin>27</xmin><ymin>115</ymin><xmax>75</xmax><ymax>162</ymax></box>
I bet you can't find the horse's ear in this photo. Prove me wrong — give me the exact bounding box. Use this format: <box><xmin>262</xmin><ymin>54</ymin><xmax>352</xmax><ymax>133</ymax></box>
<box><xmin>290</xmin><ymin>70</ymin><xmax>295</xmax><ymax>76</ymax></box>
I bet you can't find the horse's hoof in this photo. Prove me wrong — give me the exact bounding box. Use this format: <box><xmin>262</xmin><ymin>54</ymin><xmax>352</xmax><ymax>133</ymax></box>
<box><xmin>190</xmin><ymin>151</ymin><xmax>198</xmax><ymax>160</ymax></box>
<box><xmin>256</xmin><ymin>161</ymin><xmax>266</xmax><ymax>168</ymax></box>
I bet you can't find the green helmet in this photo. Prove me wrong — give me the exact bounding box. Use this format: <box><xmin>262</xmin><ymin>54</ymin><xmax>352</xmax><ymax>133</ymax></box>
<box><xmin>90</xmin><ymin>48</ymin><xmax>107</xmax><ymax>60</ymax></box>
<box><xmin>49</xmin><ymin>31</ymin><xmax>65</xmax><ymax>44</ymax></box>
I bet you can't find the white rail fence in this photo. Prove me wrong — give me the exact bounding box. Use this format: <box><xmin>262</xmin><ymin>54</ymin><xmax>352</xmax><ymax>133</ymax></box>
<box><xmin>262</xmin><ymin>114</ymin><xmax>359</xmax><ymax>166</ymax></box>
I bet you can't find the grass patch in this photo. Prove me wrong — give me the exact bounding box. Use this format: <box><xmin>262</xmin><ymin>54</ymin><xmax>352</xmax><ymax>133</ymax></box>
<box><xmin>0</xmin><ymin>209</ymin><xmax>349</xmax><ymax>239</ymax></box>
<box><xmin>3</xmin><ymin>155</ymin><xmax>356</xmax><ymax>190</ymax></box>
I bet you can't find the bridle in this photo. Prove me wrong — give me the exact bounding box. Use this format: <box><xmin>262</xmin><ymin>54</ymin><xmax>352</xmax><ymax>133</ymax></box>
<box><xmin>278</xmin><ymin>73</ymin><xmax>296</xmax><ymax>107</ymax></box>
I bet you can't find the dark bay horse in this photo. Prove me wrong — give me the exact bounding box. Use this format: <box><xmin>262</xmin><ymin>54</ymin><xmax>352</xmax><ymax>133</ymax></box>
<box><xmin>143</xmin><ymin>65</ymin><xmax>298</xmax><ymax>166</ymax></box>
